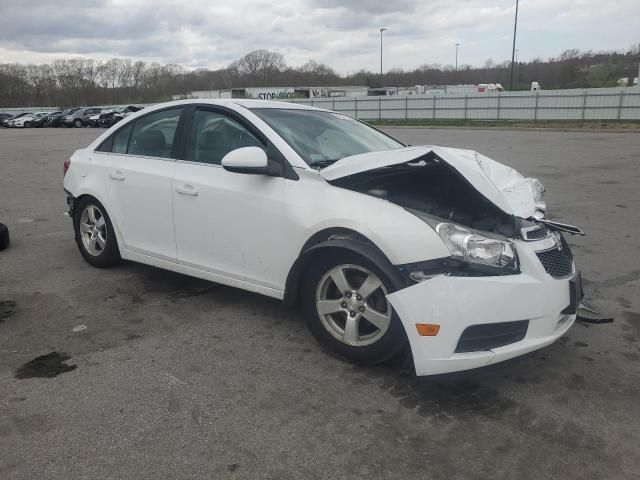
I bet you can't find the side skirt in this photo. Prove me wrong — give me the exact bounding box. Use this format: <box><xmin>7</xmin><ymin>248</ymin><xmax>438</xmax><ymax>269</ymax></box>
<box><xmin>120</xmin><ymin>249</ymin><xmax>285</xmax><ymax>300</ymax></box>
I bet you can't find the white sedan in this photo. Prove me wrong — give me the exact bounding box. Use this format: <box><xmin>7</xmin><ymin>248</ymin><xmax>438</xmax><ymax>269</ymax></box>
<box><xmin>63</xmin><ymin>99</ymin><xmax>583</xmax><ymax>375</ymax></box>
<box><xmin>8</xmin><ymin>112</ymin><xmax>48</xmax><ymax>128</ymax></box>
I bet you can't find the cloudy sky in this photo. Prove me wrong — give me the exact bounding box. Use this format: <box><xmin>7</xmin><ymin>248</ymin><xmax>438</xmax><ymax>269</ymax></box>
<box><xmin>0</xmin><ymin>0</ymin><xmax>638</xmax><ymax>73</ymax></box>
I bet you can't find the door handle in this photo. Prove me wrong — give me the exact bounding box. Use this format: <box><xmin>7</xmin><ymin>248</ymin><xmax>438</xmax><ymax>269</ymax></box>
<box><xmin>109</xmin><ymin>171</ymin><xmax>125</xmax><ymax>181</ymax></box>
<box><xmin>176</xmin><ymin>185</ymin><xmax>198</xmax><ymax>196</ymax></box>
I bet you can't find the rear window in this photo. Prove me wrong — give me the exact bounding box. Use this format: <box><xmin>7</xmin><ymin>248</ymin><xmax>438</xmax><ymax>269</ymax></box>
<box><xmin>95</xmin><ymin>107</ymin><xmax>182</xmax><ymax>158</ymax></box>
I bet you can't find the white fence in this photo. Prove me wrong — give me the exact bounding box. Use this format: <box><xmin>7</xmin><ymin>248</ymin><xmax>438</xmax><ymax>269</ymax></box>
<box><xmin>291</xmin><ymin>88</ymin><xmax>640</xmax><ymax>121</ymax></box>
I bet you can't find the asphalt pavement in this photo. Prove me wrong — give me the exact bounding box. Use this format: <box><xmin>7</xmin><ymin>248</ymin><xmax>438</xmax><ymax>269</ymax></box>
<box><xmin>1</xmin><ymin>126</ymin><xmax>639</xmax><ymax>479</ymax></box>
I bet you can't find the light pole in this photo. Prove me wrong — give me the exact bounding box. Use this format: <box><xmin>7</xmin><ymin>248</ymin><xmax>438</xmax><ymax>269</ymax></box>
<box><xmin>509</xmin><ymin>0</ymin><xmax>519</xmax><ymax>90</ymax></box>
<box><xmin>380</xmin><ymin>27</ymin><xmax>387</xmax><ymax>85</ymax></box>
<box><xmin>455</xmin><ymin>43</ymin><xmax>460</xmax><ymax>72</ymax></box>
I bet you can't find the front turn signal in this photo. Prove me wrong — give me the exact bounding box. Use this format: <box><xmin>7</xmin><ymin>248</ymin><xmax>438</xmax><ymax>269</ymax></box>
<box><xmin>415</xmin><ymin>323</ymin><xmax>440</xmax><ymax>336</ymax></box>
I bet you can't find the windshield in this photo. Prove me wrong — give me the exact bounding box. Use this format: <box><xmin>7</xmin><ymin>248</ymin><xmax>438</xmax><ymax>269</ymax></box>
<box><xmin>251</xmin><ymin>108</ymin><xmax>404</xmax><ymax>167</ymax></box>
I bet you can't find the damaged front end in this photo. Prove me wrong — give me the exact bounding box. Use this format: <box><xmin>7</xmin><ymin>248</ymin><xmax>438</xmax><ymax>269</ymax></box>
<box><xmin>323</xmin><ymin>146</ymin><xmax>584</xmax><ymax>275</ymax></box>
<box><xmin>322</xmin><ymin>146</ymin><xmax>605</xmax><ymax>375</ymax></box>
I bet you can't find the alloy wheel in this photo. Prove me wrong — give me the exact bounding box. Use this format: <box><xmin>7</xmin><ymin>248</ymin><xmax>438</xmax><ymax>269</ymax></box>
<box><xmin>79</xmin><ymin>204</ymin><xmax>107</xmax><ymax>256</ymax></box>
<box><xmin>315</xmin><ymin>264</ymin><xmax>392</xmax><ymax>347</ymax></box>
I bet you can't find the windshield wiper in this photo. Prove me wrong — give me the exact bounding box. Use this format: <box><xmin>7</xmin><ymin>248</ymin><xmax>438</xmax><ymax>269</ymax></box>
<box><xmin>309</xmin><ymin>159</ymin><xmax>339</xmax><ymax>169</ymax></box>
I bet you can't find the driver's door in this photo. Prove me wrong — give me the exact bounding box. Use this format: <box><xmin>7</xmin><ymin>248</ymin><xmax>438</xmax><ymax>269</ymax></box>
<box><xmin>172</xmin><ymin>107</ymin><xmax>288</xmax><ymax>291</ymax></box>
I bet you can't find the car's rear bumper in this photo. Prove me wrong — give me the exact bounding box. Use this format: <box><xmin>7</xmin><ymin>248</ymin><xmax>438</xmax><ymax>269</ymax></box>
<box><xmin>387</xmin><ymin>248</ymin><xmax>579</xmax><ymax>376</ymax></box>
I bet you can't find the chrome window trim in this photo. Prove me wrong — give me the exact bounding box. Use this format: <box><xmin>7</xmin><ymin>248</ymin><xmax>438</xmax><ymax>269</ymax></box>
<box><xmin>91</xmin><ymin>151</ymin><xmax>176</xmax><ymax>162</ymax></box>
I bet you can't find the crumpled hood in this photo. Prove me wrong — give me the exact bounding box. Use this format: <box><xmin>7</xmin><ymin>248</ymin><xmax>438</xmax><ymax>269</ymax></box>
<box><xmin>319</xmin><ymin>146</ymin><xmax>540</xmax><ymax>219</ymax></box>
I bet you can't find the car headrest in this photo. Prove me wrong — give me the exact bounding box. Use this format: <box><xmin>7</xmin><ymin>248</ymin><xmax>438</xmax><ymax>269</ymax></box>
<box><xmin>135</xmin><ymin>129</ymin><xmax>166</xmax><ymax>152</ymax></box>
<box><xmin>199</xmin><ymin>128</ymin><xmax>228</xmax><ymax>150</ymax></box>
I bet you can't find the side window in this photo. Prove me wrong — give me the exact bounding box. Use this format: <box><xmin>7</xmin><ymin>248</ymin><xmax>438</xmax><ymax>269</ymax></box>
<box><xmin>128</xmin><ymin>108</ymin><xmax>182</xmax><ymax>159</ymax></box>
<box><xmin>186</xmin><ymin>109</ymin><xmax>263</xmax><ymax>165</ymax></box>
<box><xmin>112</xmin><ymin>124</ymin><xmax>132</xmax><ymax>154</ymax></box>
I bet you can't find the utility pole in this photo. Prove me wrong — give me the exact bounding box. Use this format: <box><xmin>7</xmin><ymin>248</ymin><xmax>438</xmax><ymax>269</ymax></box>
<box><xmin>637</xmin><ymin>46</ymin><xmax>640</xmax><ymax>87</ymax></box>
<box><xmin>509</xmin><ymin>0</ymin><xmax>518</xmax><ymax>90</ymax></box>
<box><xmin>455</xmin><ymin>43</ymin><xmax>460</xmax><ymax>72</ymax></box>
<box><xmin>510</xmin><ymin>0</ymin><xmax>519</xmax><ymax>90</ymax></box>
<box><xmin>380</xmin><ymin>28</ymin><xmax>387</xmax><ymax>86</ymax></box>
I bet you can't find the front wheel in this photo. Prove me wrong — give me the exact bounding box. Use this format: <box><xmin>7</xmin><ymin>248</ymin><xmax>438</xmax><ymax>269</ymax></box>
<box><xmin>73</xmin><ymin>197</ymin><xmax>121</xmax><ymax>267</ymax></box>
<box><xmin>301</xmin><ymin>252</ymin><xmax>407</xmax><ymax>365</ymax></box>
<box><xmin>73</xmin><ymin>119</ymin><xmax>83</xmax><ymax>128</ymax></box>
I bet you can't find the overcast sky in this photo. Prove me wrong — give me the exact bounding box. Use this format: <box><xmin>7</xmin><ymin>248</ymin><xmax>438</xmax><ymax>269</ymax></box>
<box><xmin>0</xmin><ymin>0</ymin><xmax>638</xmax><ymax>73</ymax></box>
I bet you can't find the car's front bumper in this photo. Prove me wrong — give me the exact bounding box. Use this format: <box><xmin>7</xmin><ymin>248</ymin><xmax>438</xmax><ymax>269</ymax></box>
<box><xmin>387</xmin><ymin>240</ymin><xmax>579</xmax><ymax>376</ymax></box>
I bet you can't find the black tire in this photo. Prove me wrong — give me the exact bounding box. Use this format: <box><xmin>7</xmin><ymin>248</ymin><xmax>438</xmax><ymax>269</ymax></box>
<box><xmin>301</xmin><ymin>250</ymin><xmax>407</xmax><ymax>365</ymax></box>
<box><xmin>73</xmin><ymin>119</ymin><xmax>83</xmax><ymax>128</ymax></box>
<box><xmin>24</xmin><ymin>121</ymin><xmax>32</xmax><ymax>128</ymax></box>
<box><xmin>0</xmin><ymin>223</ymin><xmax>10</xmax><ymax>250</ymax></box>
<box><xmin>73</xmin><ymin>197</ymin><xmax>121</xmax><ymax>267</ymax></box>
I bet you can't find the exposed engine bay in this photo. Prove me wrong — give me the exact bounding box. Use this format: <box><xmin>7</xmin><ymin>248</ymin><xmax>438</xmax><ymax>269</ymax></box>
<box><xmin>330</xmin><ymin>155</ymin><xmax>520</xmax><ymax>237</ymax></box>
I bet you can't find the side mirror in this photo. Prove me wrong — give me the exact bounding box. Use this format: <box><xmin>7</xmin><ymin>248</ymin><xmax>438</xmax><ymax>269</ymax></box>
<box><xmin>221</xmin><ymin>147</ymin><xmax>270</xmax><ymax>175</ymax></box>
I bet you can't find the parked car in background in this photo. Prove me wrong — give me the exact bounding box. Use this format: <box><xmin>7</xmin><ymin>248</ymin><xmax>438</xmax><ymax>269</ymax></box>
<box><xmin>0</xmin><ymin>112</ymin><xmax>28</xmax><ymax>128</ymax></box>
<box><xmin>32</xmin><ymin>111</ymin><xmax>62</xmax><ymax>128</ymax></box>
<box><xmin>98</xmin><ymin>105</ymin><xmax>143</xmax><ymax>128</ymax></box>
<box><xmin>9</xmin><ymin>112</ymin><xmax>49</xmax><ymax>128</ymax></box>
<box><xmin>0</xmin><ymin>113</ymin><xmax>13</xmax><ymax>125</ymax></box>
<box><xmin>63</xmin><ymin>99</ymin><xmax>586</xmax><ymax>376</ymax></box>
<box><xmin>89</xmin><ymin>109</ymin><xmax>113</xmax><ymax>127</ymax></box>
<box><xmin>62</xmin><ymin>107</ymin><xmax>103</xmax><ymax>128</ymax></box>
<box><xmin>48</xmin><ymin>109</ymin><xmax>77</xmax><ymax>128</ymax></box>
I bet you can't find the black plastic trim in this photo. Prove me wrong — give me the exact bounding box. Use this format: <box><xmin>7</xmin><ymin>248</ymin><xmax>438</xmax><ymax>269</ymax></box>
<box><xmin>283</xmin><ymin>236</ymin><xmax>403</xmax><ymax>308</ymax></box>
<box><xmin>396</xmin><ymin>255</ymin><xmax>520</xmax><ymax>282</ymax></box>
<box><xmin>455</xmin><ymin>320</ymin><xmax>529</xmax><ymax>353</ymax></box>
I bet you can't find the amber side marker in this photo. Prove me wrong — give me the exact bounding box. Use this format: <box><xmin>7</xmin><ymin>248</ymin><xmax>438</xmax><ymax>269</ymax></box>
<box><xmin>416</xmin><ymin>323</ymin><xmax>440</xmax><ymax>336</ymax></box>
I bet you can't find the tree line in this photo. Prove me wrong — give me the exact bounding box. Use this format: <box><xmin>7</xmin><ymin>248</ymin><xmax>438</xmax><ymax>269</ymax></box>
<box><xmin>0</xmin><ymin>46</ymin><xmax>638</xmax><ymax>108</ymax></box>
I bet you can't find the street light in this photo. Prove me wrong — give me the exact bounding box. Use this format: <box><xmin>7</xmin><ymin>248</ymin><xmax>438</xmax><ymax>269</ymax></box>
<box><xmin>509</xmin><ymin>0</ymin><xmax>519</xmax><ymax>90</ymax></box>
<box><xmin>455</xmin><ymin>43</ymin><xmax>460</xmax><ymax>72</ymax></box>
<box><xmin>380</xmin><ymin>27</ymin><xmax>387</xmax><ymax>84</ymax></box>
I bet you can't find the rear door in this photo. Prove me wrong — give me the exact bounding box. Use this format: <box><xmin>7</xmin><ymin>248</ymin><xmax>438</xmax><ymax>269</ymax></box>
<box><xmin>172</xmin><ymin>106</ymin><xmax>287</xmax><ymax>289</ymax></box>
<box><xmin>100</xmin><ymin>107</ymin><xmax>184</xmax><ymax>261</ymax></box>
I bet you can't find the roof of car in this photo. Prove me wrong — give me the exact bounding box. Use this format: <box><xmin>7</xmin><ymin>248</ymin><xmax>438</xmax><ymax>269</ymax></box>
<box><xmin>228</xmin><ymin>99</ymin><xmax>322</xmax><ymax>111</ymax></box>
<box><xmin>157</xmin><ymin>98</ymin><xmax>326</xmax><ymax>112</ymax></box>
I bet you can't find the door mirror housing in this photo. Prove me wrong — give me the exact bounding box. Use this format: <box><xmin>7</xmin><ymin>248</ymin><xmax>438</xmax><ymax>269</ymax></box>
<box><xmin>221</xmin><ymin>147</ymin><xmax>270</xmax><ymax>175</ymax></box>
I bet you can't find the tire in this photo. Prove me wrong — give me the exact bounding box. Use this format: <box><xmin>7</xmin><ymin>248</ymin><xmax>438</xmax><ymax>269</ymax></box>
<box><xmin>301</xmin><ymin>250</ymin><xmax>407</xmax><ymax>365</ymax></box>
<box><xmin>24</xmin><ymin>122</ymin><xmax>31</xmax><ymax>128</ymax></box>
<box><xmin>0</xmin><ymin>223</ymin><xmax>9</xmax><ymax>250</ymax></box>
<box><xmin>73</xmin><ymin>119</ymin><xmax>83</xmax><ymax>128</ymax></box>
<box><xmin>73</xmin><ymin>197</ymin><xmax>121</xmax><ymax>267</ymax></box>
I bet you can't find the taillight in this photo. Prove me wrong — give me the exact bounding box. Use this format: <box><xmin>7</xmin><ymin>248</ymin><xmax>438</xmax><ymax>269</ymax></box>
<box><xmin>63</xmin><ymin>159</ymin><xmax>70</xmax><ymax>177</ymax></box>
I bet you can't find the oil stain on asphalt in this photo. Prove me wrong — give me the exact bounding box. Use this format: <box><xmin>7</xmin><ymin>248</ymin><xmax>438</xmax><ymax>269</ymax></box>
<box><xmin>14</xmin><ymin>352</ymin><xmax>77</xmax><ymax>379</ymax></box>
<box><xmin>0</xmin><ymin>300</ymin><xmax>17</xmax><ymax>323</ymax></box>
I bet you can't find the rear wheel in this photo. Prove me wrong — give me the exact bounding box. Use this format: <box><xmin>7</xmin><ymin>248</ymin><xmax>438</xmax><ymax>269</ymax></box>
<box><xmin>24</xmin><ymin>121</ymin><xmax>32</xmax><ymax>128</ymax></box>
<box><xmin>73</xmin><ymin>197</ymin><xmax>120</xmax><ymax>267</ymax></box>
<box><xmin>301</xmin><ymin>252</ymin><xmax>407</xmax><ymax>365</ymax></box>
<box><xmin>73</xmin><ymin>119</ymin><xmax>82</xmax><ymax>128</ymax></box>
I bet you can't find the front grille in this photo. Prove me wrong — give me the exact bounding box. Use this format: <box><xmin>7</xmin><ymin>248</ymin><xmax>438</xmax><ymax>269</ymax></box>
<box><xmin>522</xmin><ymin>225</ymin><xmax>549</xmax><ymax>240</ymax></box>
<box><xmin>455</xmin><ymin>320</ymin><xmax>529</xmax><ymax>353</ymax></box>
<box><xmin>536</xmin><ymin>236</ymin><xmax>574</xmax><ymax>279</ymax></box>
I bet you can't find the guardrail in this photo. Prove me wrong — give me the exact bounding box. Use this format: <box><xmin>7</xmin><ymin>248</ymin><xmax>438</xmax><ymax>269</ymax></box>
<box><xmin>292</xmin><ymin>89</ymin><xmax>640</xmax><ymax>121</ymax></box>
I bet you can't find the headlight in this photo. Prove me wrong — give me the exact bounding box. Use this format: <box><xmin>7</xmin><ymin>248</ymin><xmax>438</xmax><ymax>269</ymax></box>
<box><xmin>436</xmin><ymin>222</ymin><xmax>518</xmax><ymax>270</ymax></box>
